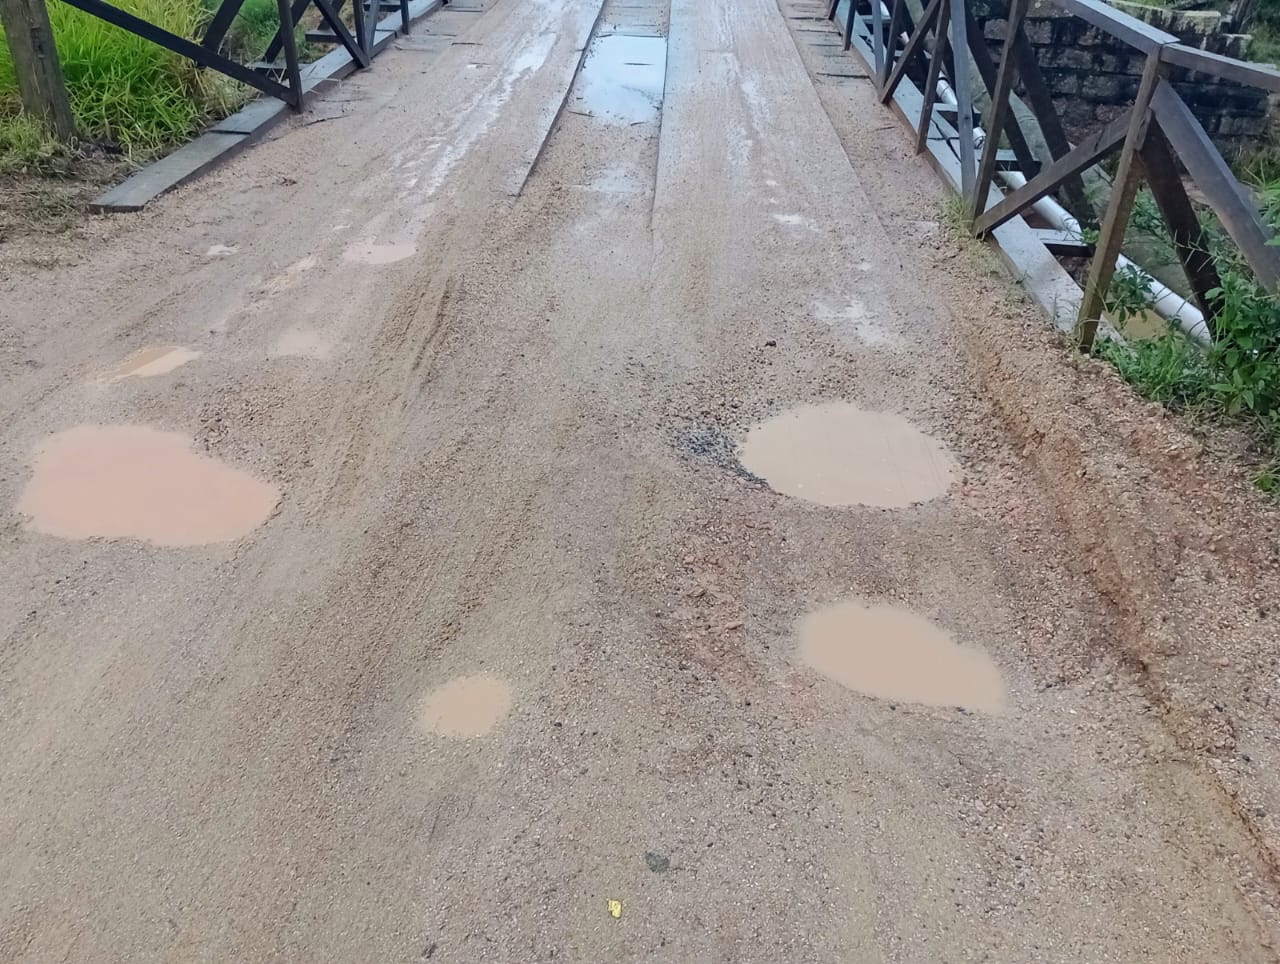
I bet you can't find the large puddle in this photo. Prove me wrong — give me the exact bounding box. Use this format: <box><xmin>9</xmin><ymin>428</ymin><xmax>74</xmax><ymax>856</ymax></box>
<box><xmin>800</xmin><ymin>600</ymin><xmax>1006</xmax><ymax>714</ymax></box>
<box><xmin>738</xmin><ymin>402</ymin><xmax>955</xmax><ymax>508</ymax></box>
<box><xmin>16</xmin><ymin>424</ymin><xmax>280</xmax><ymax>547</ymax></box>
<box><xmin>419</xmin><ymin>674</ymin><xmax>512</xmax><ymax>738</ymax></box>
<box><xmin>574</xmin><ymin>34</ymin><xmax>667</xmax><ymax>124</ymax></box>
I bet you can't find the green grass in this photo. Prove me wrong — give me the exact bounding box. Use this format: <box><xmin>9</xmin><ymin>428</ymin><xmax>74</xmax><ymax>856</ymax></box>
<box><xmin>0</xmin><ymin>0</ymin><xmax>243</xmax><ymax>155</ymax></box>
<box><xmin>0</xmin><ymin>113</ymin><xmax>74</xmax><ymax>176</ymax></box>
<box><xmin>1098</xmin><ymin>257</ymin><xmax>1280</xmax><ymax>492</ymax></box>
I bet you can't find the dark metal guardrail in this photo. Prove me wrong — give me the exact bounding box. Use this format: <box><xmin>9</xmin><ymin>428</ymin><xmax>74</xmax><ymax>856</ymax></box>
<box><xmin>53</xmin><ymin>0</ymin><xmax>420</xmax><ymax>112</ymax></box>
<box><xmin>827</xmin><ymin>0</ymin><xmax>1280</xmax><ymax>350</ymax></box>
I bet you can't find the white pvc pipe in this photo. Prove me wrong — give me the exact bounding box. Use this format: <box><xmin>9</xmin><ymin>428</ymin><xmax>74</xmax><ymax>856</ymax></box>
<box><xmin>932</xmin><ymin>77</ymin><xmax>1211</xmax><ymax>344</ymax></box>
<box><xmin>997</xmin><ymin>171</ymin><xmax>1210</xmax><ymax>343</ymax></box>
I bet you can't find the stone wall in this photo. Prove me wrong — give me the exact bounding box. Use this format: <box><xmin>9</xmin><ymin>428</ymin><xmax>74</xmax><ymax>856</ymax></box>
<box><xmin>977</xmin><ymin>0</ymin><xmax>1274</xmax><ymax>150</ymax></box>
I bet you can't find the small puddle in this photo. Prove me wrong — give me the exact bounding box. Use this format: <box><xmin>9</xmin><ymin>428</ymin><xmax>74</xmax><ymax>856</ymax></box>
<box><xmin>104</xmin><ymin>346</ymin><xmax>200</xmax><ymax>381</ymax></box>
<box><xmin>419</xmin><ymin>674</ymin><xmax>512</xmax><ymax>738</ymax></box>
<box><xmin>738</xmin><ymin>402</ymin><xmax>954</xmax><ymax>508</ymax></box>
<box><xmin>342</xmin><ymin>240</ymin><xmax>416</xmax><ymax>265</ymax></box>
<box><xmin>16</xmin><ymin>424</ymin><xmax>280</xmax><ymax>547</ymax></box>
<box><xmin>574</xmin><ymin>34</ymin><xmax>667</xmax><ymax>124</ymax></box>
<box><xmin>271</xmin><ymin>325</ymin><xmax>333</xmax><ymax>360</ymax></box>
<box><xmin>800</xmin><ymin>600</ymin><xmax>1006</xmax><ymax>714</ymax></box>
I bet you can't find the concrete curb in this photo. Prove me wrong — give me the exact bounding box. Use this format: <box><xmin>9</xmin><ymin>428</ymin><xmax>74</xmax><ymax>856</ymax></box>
<box><xmin>91</xmin><ymin>0</ymin><xmax>444</xmax><ymax>213</ymax></box>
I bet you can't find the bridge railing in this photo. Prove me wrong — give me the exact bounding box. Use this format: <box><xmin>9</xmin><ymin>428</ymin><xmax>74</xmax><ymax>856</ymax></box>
<box><xmin>828</xmin><ymin>0</ymin><xmax>1280</xmax><ymax>350</ymax></box>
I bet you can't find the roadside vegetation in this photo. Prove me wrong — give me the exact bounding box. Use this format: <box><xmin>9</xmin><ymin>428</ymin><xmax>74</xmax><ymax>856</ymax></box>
<box><xmin>0</xmin><ymin>0</ymin><xmax>308</xmax><ymax>242</ymax></box>
<box><xmin>1096</xmin><ymin>148</ymin><xmax>1280</xmax><ymax>493</ymax></box>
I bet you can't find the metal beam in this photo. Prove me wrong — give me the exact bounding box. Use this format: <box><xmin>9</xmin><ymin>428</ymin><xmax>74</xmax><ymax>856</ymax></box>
<box><xmin>1077</xmin><ymin>53</ymin><xmax>1163</xmax><ymax>351</ymax></box>
<box><xmin>1151</xmin><ymin>79</ymin><xmax>1280</xmax><ymax>291</ymax></box>
<box><xmin>1138</xmin><ymin>124</ymin><xmax>1223</xmax><ymax>330</ymax></box>
<box><xmin>974</xmin><ymin>109</ymin><xmax>1131</xmax><ymax>235</ymax></box>
<box><xmin>970</xmin><ymin>0</ymin><xmax>1029</xmax><ymax>221</ymax></box>
<box><xmin>56</xmin><ymin>0</ymin><xmax>293</xmax><ymax>102</ymax></box>
<box><xmin>880</xmin><ymin>0</ymin><xmax>942</xmax><ymax>103</ymax></box>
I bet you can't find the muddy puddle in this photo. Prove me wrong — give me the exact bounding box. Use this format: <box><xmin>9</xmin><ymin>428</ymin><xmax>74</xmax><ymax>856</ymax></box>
<box><xmin>104</xmin><ymin>346</ymin><xmax>200</xmax><ymax>381</ymax></box>
<box><xmin>800</xmin><ymin>599</ymin><xmax>1006</xmax><ymax>714</ymax></box>
<box><xmin>419</xmin><ymin>674</ymin><xmax>512</xmax><ymax>738</ymax></box>
<box><xmin>271</xmin><ymin>325</ymin><xmax>333</xmax><ymax>360</ymax></box>
<box><xmin>574</xmin><ymin>34</ymin><xmax>667</xmax><ymax>124</ymax></box>
<box><xmin>343</xmin><ymin>240</ymin><xmax>416</xmax><ymax>265</ymax></box>
<box><xmin>16</xmin><ymin>424</ymin><xmax>280</xmax><ymax>547</ymax></box>
<box><xmin>738</xmin><ymin>402</ymin><xmax>954</xmax><ymax>508</ymax></box>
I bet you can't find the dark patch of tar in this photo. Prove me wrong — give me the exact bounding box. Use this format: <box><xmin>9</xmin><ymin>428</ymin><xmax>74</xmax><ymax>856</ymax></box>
<box><xmin>674</xmin><ymin>424</ymin><xmax>765</xmax><ymax>484</ymax></box>
<box><xmin>645</xmin><ymin>851</ymin><xmax>671</xmax><ymax>873</ymax></box>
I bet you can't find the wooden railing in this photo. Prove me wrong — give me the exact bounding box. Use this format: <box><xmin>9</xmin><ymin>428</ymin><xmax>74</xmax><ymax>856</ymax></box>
<box><xmin>828</xmin><ymin>0</ymin><xmax>1280</xmax><ymax>350</ymax></box>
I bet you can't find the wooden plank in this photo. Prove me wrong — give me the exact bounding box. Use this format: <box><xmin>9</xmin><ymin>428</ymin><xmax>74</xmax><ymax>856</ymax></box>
<box><xmin>916</xmin><ymin>0</ymin><xmax>949</xmax><ymax>155</ymax></box>
<box><xmin>1138</xmin><ymin>124</ymin><xmax>1223</xmax><ymax>330</ymax></box>
<box><xmin>1054</xmin><ymin>0</ymin><xmax>1177</xmax><ymax>52</ymax></box>
<box><xmin>871</xmin><ymin>0</ymin><xmax>884</xmax><ymax>76</ymax></box>
<box><xmin>881</xmin><ymin>0</ymin><xmax>942</xmax><ymax>103</ymax></box>
<box><xmin>974</xmin><ymin>109</ymin><xmax>1130</xmax><ymax>235</ymax></box>
<box><xmin>313</xmin><ymin>0</ymin><xmax>370</xmax><ymax>67</ymax></box>
<box><xmin>1011</xmin><ymin>24</ymin><xmax>1093</xmax><ymax>224</ymax></box>
<box><xmin>963</xmin><ymin>2</ymin><xmax>1038</xmax><ymax>179</ymax></box>
<box><xmin>1152</xmin><ymin>80</ymin><xmax>1280</xmax><ymax>290</ymax></box>
<box><xmin>1161</xmin><ymin>43</ymin><xmax>1280</xmax><ymax>94</ymax></box>
<box><xmin>1034</xmin><ymin>227</ymin><xmax>1093</xmax><ymax>255</ymax></box>
<box><xmin>881</xmin><ymin>0</ymin><xmax>907</xmax><ymax>88</ymax></box>
<box><xmin>970</xmin><ymin>0</ymin><xmax>1029</xmax><ymax>221</ymax></box>
<box><xmin>843</xmin><ymin>1</ymin><xmax>1084</xmax><ymax>330</ymax></box>
<box><xmin>949</xmin><ymin>0</ymin><xmax>975</xmax><ymax>198</ymax></box>
<box><xmin>91</xmin><ymin>133</ymin><xmax>249</xmax><ymax>212</ymax></box>
<box><xmin>1077</xmin><ymin>53</ymin><xmax>1163</xmax><ymax>351</ymax></box>
<box><xmin>276</xmin><ymin>0</ymin><xmax>305</xmax><ymax>109</ymax></box>
<box><xmin>265</xmin><ymin>0</ymin><xmax>312</xmax><ymax>64</ymax></box>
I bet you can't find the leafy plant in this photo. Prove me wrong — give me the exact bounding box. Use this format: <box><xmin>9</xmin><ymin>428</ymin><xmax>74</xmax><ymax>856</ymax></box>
<box><xmin>1203</xmin><ymin>270</ymin><xmax>1280</xmax><ymax>418</ymax></box>
<box><xmin>1104</xmin><ymin>263</ymin><xmax>1156</xmax><ymax>326</ymax></box>
<box><xmin>1098</xmin><ymin>325</ymin><xmax>1210</xmax><ymax>409</ymax></box>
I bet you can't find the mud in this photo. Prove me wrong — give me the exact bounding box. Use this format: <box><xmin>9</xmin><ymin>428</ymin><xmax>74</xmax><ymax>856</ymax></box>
<box><xmin>418</xmin><ymin>674</ymin><xmax>514</xmax><ymax>738</ymax></box>
<box><xmin>799</xmin><ymin>599</ymin><xmax>1007</xmax><ymax>714</ymax></box>
<box><xmin>103</xmin><ymin>346</ymin><xmax>200</xmax><ymax>381</ymax></box>
<box><xmin>16</xmin><ymin>424</ymin><xmax>280</xmax><ymax>547</ymax></box>
<box><xmin>738</xmin><ymin>401</ymin><xmax>955</xmax><ymax>508</ymax></box>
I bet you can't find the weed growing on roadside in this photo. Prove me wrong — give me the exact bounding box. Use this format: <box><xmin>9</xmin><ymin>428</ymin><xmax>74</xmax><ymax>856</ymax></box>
<box><xmin>1098</xmin><ymin>324</ymin><xmax>1209</xmax><ymax>409</ymax></box>
<box><xmin>1104</xmin><ymin>263</ymin><xmax>1155</xmax><ymax>326</ymax></box>
<box><xmin>0</xmin><ymin>114</ymin><xmax>75</xmax><ymax>176</ymax></box>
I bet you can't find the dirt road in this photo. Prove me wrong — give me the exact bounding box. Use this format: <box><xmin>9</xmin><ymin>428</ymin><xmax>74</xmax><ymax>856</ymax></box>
<box><xmin>3</xmin><ymin>0</ymin><xmax>1279</xmax><ymax>959</ymax></box>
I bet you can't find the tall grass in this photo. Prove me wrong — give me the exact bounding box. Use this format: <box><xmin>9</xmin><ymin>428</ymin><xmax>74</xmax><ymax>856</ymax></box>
<box><xmin>202</xmin><ymin>0</ymin><xmax>286</xmax><ymax>64</ymax></box>
<box><xmin>0</xmin><ymin>0</ymin><xmax>240</xmax><ymax>155</ymax></box>
<box><xmin>0</xmin><ymin>112</ymin><xmax>73</xmax><ymax>175</ymax></box>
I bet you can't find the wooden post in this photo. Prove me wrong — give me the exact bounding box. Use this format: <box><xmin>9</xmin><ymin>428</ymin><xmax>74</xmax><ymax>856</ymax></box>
<box><xmin>1075</xmin><ymin>51</ymin><xmax>1164</xmax><ymax>353</ymax></box>
<box><xmin>1138</xmin><ymin>124</ymin><xmax>1222</xmax><ymax>332</ymax></box>
<box><xmin>0</xmin><ymin>0</ymin><xmax>75</xmax><ymax>140</ymax></box>
<box><xmin>916</xmin><ymin>0</ymin><xmax>949</xmax><ymax>155</ymax></box>
<box><xmin>949</xmin><ymin>0</ymin><xmax>976</xmax><ymax>199</ymax></box>
<box><xmin>275</xmin><ymin>0</ymin><xmax>304</xmax><ymax>111</ymax></box>
<box><xmin>970</xmin><ymin>0</ymin><xmax>1029</xmax><ymax>222</ymax></box>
